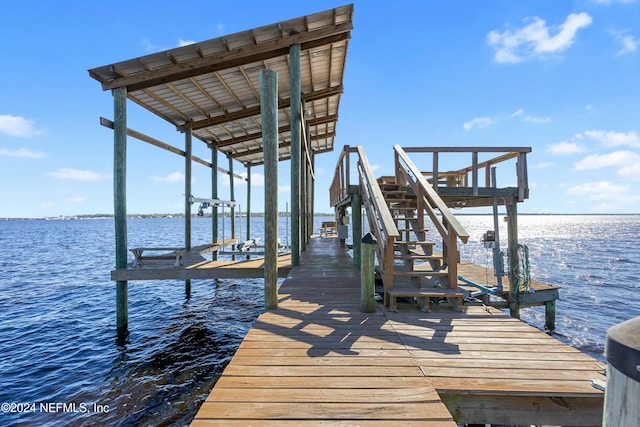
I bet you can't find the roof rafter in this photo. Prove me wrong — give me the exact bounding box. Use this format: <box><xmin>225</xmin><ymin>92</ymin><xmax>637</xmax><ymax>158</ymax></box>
<box><xmin>93</xmin><ymin>26</ymin><xmax>351</xmax><ymax>92</ymax></box>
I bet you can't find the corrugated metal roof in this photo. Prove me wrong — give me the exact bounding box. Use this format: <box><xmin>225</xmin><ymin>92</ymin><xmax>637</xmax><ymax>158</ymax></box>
<box><xmin>89</xmin><ymin>4</ymin><xmax>353</xmax><ymax>166</ymax></box>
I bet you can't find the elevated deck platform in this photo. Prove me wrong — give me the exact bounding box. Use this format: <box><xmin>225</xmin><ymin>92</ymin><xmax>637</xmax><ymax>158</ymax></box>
<box><xmin>191</xmin><ymin>237</ymin><xmax>605</xmax><ymax>426</ymax></box>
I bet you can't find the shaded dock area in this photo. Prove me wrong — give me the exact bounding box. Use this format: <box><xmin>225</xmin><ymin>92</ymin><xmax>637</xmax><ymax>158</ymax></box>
<box><xmin>191</xmin><ymin>236</ymin><xmax>605</xmax><ymax>426</ymax></box>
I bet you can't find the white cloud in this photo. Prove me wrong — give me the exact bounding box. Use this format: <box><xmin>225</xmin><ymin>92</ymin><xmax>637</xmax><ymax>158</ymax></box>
<box><xmin>178</xmin><ymin>39</ymin><xmax>196</xmax><ymax>47</ymax></box>
<box><xmin>609</xmin><ymin>30</ymin><xmax>638</xmax><ymax>56</ymax></box>
<box><xmin>524</xmin><ymin>115</ymin><xmax>551</xmax><ymax>123</ymax></box>
<box><xmin>240</xmin><ymin>172</ymin><xmax>265</xmax><ymax>186</ymax></box>
<box><xmin>47</xmin><ymin>168</ymin><xmax>107</xmax><ymax>180</ymax></box>
<box><xmin>69</xmin><ymin>196</ymin><xmax>85</xmax><ymax>203</ymax></box>
<box><xmin>545</xmin><ymin>141</ymin><xmax>587</xmax><ymax>155</ymax></box>
<box><xmin>567</xmin><ymin>181</ymin><xmax>628</xmax><ymax>200</ymax></box>
<box><xmin>0</xmin><ymin>147</ymin><xmax>45</xmax><ymax>158</ymax></box>
<box><xmin>464</xmin><ymin>109</ymin><xmax>547</xmax><ymax>130</ymax></box>
<box><xmin>149</xmin><ymin>172</ymin><xmax>184</xmax><ymax>182</ymax></box>
<box><xmin>278</xmin><ymin>185</ymin><xmax>291</xmax><ymax>193</ymax></box>
<box><xmin>0</xmin><ymin>115</ymin><xmax>42</xmax><ymax>137</ymax></box>
<box><xmin>618</xmin><ymin>162</ymin><xmax>640</xmax><ymax>181</ymax></box>
<box><xmin>488</xmin><ymin>13</ymin><xmax>592</xmax><ymax>63</ymax></box>
<box><xmin>463</xmin><ymin>117</ymin><xmax>493</xmax><ymax>130</ymax></box>
<box><xmin>585</xmin><ymin>104</ymin><xmax>595</xmax><ymax>112</ymax></box>
<box><xmin>217</xmin><ymin>23</ymin><xmax>225</xmax><ymax>33</ymax></box>
<box><xmin>573</xmin><ymin>150</ymin><xmax>640</xmax><ymax>170</ymax></box>
<box><xmin>584</xmin><ymin>130</ymin><xmax>640</xmax><ymax>147</ymax></box>
<box><xmin>370</xmin><ymin>164</ymin><xmax>381</xmax><ymax>172</ymax></box>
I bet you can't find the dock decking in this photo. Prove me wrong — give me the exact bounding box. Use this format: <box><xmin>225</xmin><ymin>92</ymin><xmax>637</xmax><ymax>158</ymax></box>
<box><xmin>191</xmin><ymin>236</ymin><xmax>605</xmax><ymax>426</ymax></box>
<box><xmin>111</xmin><ymin>241</ymin><xmax>292</xmax><ymax>281</ymax></box>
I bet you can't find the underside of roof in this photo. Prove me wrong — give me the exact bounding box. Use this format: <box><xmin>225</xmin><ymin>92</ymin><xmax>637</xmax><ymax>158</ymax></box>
<box><xmin>89</xmin><ymin>4</ymin><xmax>353</xmax><ymax>167</ymax></box>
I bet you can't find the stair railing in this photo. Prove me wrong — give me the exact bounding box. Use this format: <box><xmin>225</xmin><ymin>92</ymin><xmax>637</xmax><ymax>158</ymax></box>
<box><xmin>356</xmin><ymin>145</ymin><xmax>399</xmax><ymax>293</ymax></box>
<box><xmin>394</xmin><ymin>145</ymin><xmax>470</xmax><ymax>289</ymax></box>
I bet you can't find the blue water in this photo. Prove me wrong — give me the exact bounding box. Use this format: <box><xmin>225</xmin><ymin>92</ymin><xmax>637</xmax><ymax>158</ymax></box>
<box><xmin>0</xmin><ymin>214</ymin><xmax>639</xmax><ymax>426</ymax></box>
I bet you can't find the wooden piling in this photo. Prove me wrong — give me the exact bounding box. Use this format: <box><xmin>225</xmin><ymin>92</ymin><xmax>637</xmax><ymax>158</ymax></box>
<box><xmin>113</xmin><ymin>86</ymin><xmax>128</xmax><ymax>332</ymax></box>
<box><xmin>229</xmin><ymin>155</ymin><xmax>236</xmax><ymax>261</ymax></box>
<box><xmin>603</xmin><ymin>316</ymin><xmax>640</xmax><ymax>426</ymax></box>
<box><xmin>185</xmin><ymin>125</ymin><xmax>192</xmax><ymax>296</ymax></box>
<box><xmin>351</xmin><ymin>192</ymin><xmax>362</xmax><ymax>267</ymax></box>
<box><xmin>246</xmin><ymin>165</ymin><xmax>251</xmax><ymax>241</ymax></box>
<box><xmin>506</xmin><ymin>199</ymin><xmax>520</xmax><ymax>319</ymax></box>
<box><xmin>211</xmin><ymin>145</ymin><xmax>218</xmax><ymax>261</ymax></box>
<box><xmin>361</xmin><ymin>232</ymin><xmax>377</xmax><ymax>313</ymax></box>
<box><xmin>290</xmin><ymin>43</ymin><xmax>301</xmax><ymax>266</ymax></box>
<box><xmin>261</xmin><ymin>69</ymin><xmax>278</xmax><ymax>309</ymax></box>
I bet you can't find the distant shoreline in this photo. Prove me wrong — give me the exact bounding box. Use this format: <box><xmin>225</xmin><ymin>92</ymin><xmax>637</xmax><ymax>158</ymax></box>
<box><xmin>1</xmin><ymin>212</ymin><xmax>639</xmax><ymax>221</ymax></box>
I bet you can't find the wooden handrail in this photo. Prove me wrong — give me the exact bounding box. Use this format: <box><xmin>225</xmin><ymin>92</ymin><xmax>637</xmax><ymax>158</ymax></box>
<box><xmin>394</xmin><ymin>145</ymin><xmax>469</xmax><ymax>244</ymax></box>
<box><xmin>356</xmin><ymin>145</ymin><xmax>399</xmax><ymax>291</ymax></box>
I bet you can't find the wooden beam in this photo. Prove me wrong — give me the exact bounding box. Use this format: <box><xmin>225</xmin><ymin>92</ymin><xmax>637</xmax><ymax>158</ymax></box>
<box><xmin>100</xmin><ymin>117</ymin><xmax>247</xmax><ymax>181</ymax></box>
<box><xmin>229</xmin><ymin>131</ymin><xmax>336</xmax><ymax>160</ymax></box>
<box><xmin>95</xmin><ymin>26</ymin><xmax>352</xmax><ymax>91</ymax></box>
<box><xmin>215</xmin><ymin>114</ymin><xmax>337</xmax><ymax>148</ymax></box>
<box><xmin>184</xmin><ymin>85</ymin><xmax>342</xmax><ymax>131</ymax></box>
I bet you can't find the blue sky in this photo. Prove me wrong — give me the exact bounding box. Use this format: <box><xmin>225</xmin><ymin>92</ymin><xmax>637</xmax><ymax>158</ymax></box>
<box><xmin>1</xmin><ymin>0</ymin><xmax>638</xmax><ymax>218</ymax></box>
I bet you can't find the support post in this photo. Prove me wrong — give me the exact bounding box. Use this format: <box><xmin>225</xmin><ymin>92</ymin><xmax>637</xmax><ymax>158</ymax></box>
<box><xmin>351</xmin><ymin>192</ymin><xmax>362</xmax><ymax>267</ymax></box>
<box><xmin>603</xmin><ymin>316</ymin><xmax>640</xmax><ymax>427</ymax></box>
<box><xmin>300</xmin><ymin>133</ymin><xmax>307</xmax><ymax>252</ymax></box>
<box><xmin>545</xmin><ymin>300</ymin><xmax>556</xmax><ymax>331</ymax></box>
<box><xmin>506</xmin><ymin>198</ymin><xmax>520</xmax><ymax>319</ymax></box>
<box><xmin>261</xmin><ymin>69</ymin><xmax>279</xmax><ymax>309</ymax></box>
<box><xmin>246</xmin><ymin>165</ymin><xmax>251</xmax><ymax>241</ymax></box>
<box><xmin>309</xmin><ymin>152</ymin><xmax>315</xmax><ymax>241</ymax></box>
<box><xmin>211</xmin><ymin>145</ymin><xmax>218</xmax><ymax>261</ymax></box>
<box><xmin>113</xmin><ymin>86</ymin><xmax>128</xmax><ymax>333</ymax></box>
<box><xmin>361</xmin><ymin>233</ymin><xmax>377</xmax><ymax>313</ymax></box>
<box><xmin>229</xmin><ymin>155</ymin><xmax>236</xmax><ymax>260</ymax></box>
<box><xmin>184</xmin><ymin>125</ymin><xmax>192</xmax><ymax>296</ymax></box>
<box><xmin>290</xmin><ymin>43</ymin><xmax>301</xmax><ymax>266</ymax></box>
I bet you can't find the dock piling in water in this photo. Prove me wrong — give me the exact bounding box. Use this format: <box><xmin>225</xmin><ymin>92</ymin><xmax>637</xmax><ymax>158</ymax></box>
<box><xmin>261</xmin><ymin>69</ymin><xmax>279</xmax><ymax>310</ymax></box>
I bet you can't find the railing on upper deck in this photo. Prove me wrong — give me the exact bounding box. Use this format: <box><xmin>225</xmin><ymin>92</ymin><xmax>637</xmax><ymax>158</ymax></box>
<box><xmin>400</xmin><ymin>146</ymin><xmax>531</xmax><ymax>202</ymax></box>
<box><xmin>394</xmin><ymin>145</ymin><xmax>470</xmax><ymax>289</ymax></box>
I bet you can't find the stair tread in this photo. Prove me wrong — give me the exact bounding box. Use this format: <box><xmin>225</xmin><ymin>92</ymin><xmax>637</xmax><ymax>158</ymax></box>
<box><xmin>394</xmin><ymin>254</ymin><xmax>442</xmax><ymax>259</ymax></box>
<box><xmin>394</xmin><ymin>240</ymin><xmax>435</xmax><ymax>245</ymax></box>
<box><xmin>393</xmin><ymin>270</ymin><xmax>449</xmax><ymax>277</ymax></box>
<box><xmin>387</xmin><ymin>288</ymin><xmax>463</xmax><ymax>296</ymax></box>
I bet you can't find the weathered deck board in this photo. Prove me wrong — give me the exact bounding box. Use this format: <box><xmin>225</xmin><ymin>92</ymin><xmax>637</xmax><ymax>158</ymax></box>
<box><xmin>111</xmin><ymin>251</ymin><xmax>292</xmax><ymax>281</ymax></box>
<box><xmin>190</xmin><ymin>236</ymin><xmax>605</xmax><ymax>426</ymax></box>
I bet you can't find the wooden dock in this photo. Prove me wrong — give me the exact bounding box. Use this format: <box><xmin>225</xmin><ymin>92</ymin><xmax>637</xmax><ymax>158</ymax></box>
<box><xmin>111</xmin><ymin>241</ymin><xmax>293</xmax><ymax>281</ymax></box>
<box><xmin>191</xmin><ymin>236</ymin><xmax>605</xmax><ymax>426</ymax></box>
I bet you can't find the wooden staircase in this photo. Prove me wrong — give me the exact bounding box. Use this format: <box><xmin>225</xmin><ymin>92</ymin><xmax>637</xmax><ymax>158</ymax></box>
<box><xmin>377</xmin><ymin>176</ymin><xmax>464</xmax><ymax>312</ymax></box>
